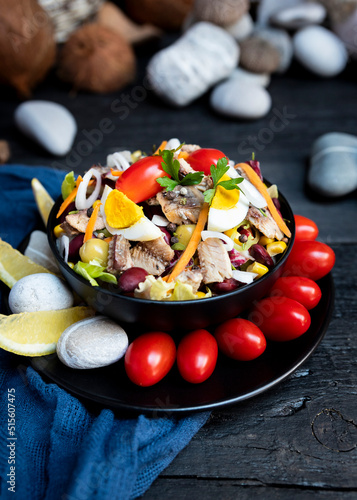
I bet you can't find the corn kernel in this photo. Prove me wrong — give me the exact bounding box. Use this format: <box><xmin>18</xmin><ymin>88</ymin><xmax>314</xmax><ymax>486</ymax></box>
<box><xmin>92</xmin><ymin>200</ymin><xmax>101</xmax><ymax>209</ymax></box>
<box><xmin>224</xmin><ymin>227</ymin><xmax>237</xmax><ymax>238</ymax></box>
<box><xmin>259</xmin><ymin>236</ymin><xmax>275</xmax><ymax>247</ymax></box>
<box><xmin>67</xmin><ymin>262</ymin><xmax>75</xmax><ymax>269</ymax></box>
<box><xmin>54</xmin><ymin>224</ymin><xmax>65</xmax><ymax>238</ymax></box>
<box><xmin>247</xmin><ymin>262</ymin><xmax>269</xmax><ymax>277</ymax></box>
<box><xmin>196</xmin><ymin>291</ymin><xmax>206</xmax><ymax>299</ymax></box>
<box><xmin>266</xmin><ymin>241</ymin><xmax>287</xmax><ymax>257</ymax></box>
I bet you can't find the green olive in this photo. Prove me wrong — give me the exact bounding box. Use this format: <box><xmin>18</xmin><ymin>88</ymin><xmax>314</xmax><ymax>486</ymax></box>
<box><xmin>79</xmin><ymin>239</ymin><xmax>109</xmax><ymax>266</ymax></box>
<box><xmin>175</xmin><ymin>224</ymin><xmax>196</xmax><ymax>249</ymax></box>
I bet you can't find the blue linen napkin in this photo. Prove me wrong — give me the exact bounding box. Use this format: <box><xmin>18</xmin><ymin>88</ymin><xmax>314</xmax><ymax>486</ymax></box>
<box><xmin>0</xmin><ymin>165</ymin><xmax>210</xmax><ymax>500</ymax></box>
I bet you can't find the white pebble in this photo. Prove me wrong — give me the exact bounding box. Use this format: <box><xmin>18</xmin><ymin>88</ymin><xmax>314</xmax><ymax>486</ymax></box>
<box><xmin>226</xmin><ymin>13</ymin><xmax>254</xmax><ymax>41</ymax></box>
<box><xmin>271</xmin><ymin>3</ymin><xmax>326</xmax><ymax>30</ymax></box>
<box><xmin>147</xmin><ymin>22</ymin><xmax>239</xmax><ymax>107</ymax></box>
<box><xmin>257</xmin><ymin>0</ymin><xmax>304</xmax><ymax>26</ymax></box>
<box><xmin>15</xmin><ymin>101</ymin><xmax>77</xmax><ymax>156</ymax></box>
<box><xmin>211</xmin><ymin>79</ymin><xmax>272</xmax><ymax>119</ymax></box>
<box><xmin>56</xmin><ymin>316</ymin><xmax>129</xmax><ymax>369</ymax></box>
<box><xmin>293</xmin><ymin>26</ymin><xmax>348</xmax><ymax>77</ymax></box>
<box><xmin>231</xmin><ymin>67</ymin><xmax>271</xmax><ymax>87</ymax></box>
<box><xmin>9</xmin><ymin>274</ymin><xmax>74</xmax><ymax>314</ymax></box>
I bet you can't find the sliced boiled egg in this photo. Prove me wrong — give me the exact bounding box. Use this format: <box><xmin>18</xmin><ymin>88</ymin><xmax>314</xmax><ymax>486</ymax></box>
<box><xmin>207</xmin><ymin>181</ymin><xmax>249</xmax><ymax>232</ymax></box>
<box><xmin>100</xmin><ymin>186</ymin><xmax>162</xmax><ymax>241</ymax></box>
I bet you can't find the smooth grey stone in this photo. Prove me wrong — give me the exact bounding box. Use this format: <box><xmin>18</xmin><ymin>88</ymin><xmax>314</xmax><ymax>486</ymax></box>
<box><xmin>9</xmin><ymin>274</ymin><xmax>74</xmax><ymax>314</ymax></box>
<box><xmin>57</xmin><ymin>316</ymin><xmax>129</xmax><ymax>369</ymax></box>
<box><xmin>210</xmin><ymin>79</ymin><xmax>272</xmax><ymax>119</ymax></box>
<box><xmin>15</xmin><ymin>101</ymin><xmax>77</xmax><ymax>156</ymax></box>
<box><xmin>231</xmin><ymin>67</ymin><xmax>271</xmax><ymax>87</ymax></box>
<box><xmin>226</xmin><ymin>13</ymin><xmax>254</xmax><ymax>41</ymax></box>
<box><xmin>147</xmin><ymin>22</ymin><xmax>239</xmax><ymax>107</ymax></box>
<box><xmin>257</xmin><ymin>0</ymin><xmax>304</xmax><ymax>26</ymax></box>
<box><xmin>271</xmin><ymin>2</ymin><xmax>326</xmax><ymax>30</ymax></box>
<box><xmin>255</xmin><ymin>27</ymin><xmax>294</xmax><ymax>73</ymax></box>
<box><xmin>308</xmin><ymin>132</ymin><xmax>357</xmax><ymax>197</ymax></box>
<box><xmin>293</xmin><ymin>26</ymin><xmax>348</xmax><ymax>77</ymax></box>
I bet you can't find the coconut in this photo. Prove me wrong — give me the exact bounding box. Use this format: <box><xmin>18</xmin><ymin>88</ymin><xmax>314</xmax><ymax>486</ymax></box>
<box><xmin>0</xmin><ymin>0</ymin><xmax>56</xmax><ymax>97</ymax></box>
<box><xmin>57</xmin><ymin>23</ymin><xmax>136</xmax><ymax>93</ymax></box>
<box><xmin>96</xmin><ymin>2</ymin><xmax>162</xmax><ymax>44</ymax></box>
<box><xmin>239</xmin><ymin>37</ymin><xmax>281</xmax><ymax>74</ymax></box>
<box><xmin>193</xmin><ymin>0</ymin><xmax>250</xmax><ymax>27</ymax></box>
<box><xmin>125</xmin><ymin>0</ymin><xmax>194</xmax><ymax>31</ymax></box>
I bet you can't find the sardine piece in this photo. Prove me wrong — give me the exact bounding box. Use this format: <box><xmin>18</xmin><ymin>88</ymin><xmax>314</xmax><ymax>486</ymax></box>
<box><xmin>131</xmin><ymin>236</ymin><xmax>174</xmax><ymax>276</ymax></box>
<box><xmin>176</xmin><ymin>268</ymin><xmax>203</xmax><ymax>293</ymax></box>
<box><xmin>157</xmin><ymin>185</ymin><xmax>204</xmax><ymax>225</ymax></box>
<box><xmin>246</xmin><ymin>206</ymin><xmax>284</xmax><ymax>240</ymax></box>
<box><xmin>107</xmin><ymin>235</ymin><xmax>133</xmax><ymax>274</ymax></box>
<box><xmin>197</xmin><ymin>238</ymin><xmax>232</xmax><ymax>284</ymax></box>
<box><xmin>65</xmin><ymin>210</ymin><xmax>105</xmax><ymax>234</ymax></box>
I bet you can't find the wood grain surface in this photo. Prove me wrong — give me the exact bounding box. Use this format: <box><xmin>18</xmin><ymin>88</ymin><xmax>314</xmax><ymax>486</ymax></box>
<box><xmin>1</xmin><ymin>32</ymin><xmax>356</xmax><ymax>498</ymax></box>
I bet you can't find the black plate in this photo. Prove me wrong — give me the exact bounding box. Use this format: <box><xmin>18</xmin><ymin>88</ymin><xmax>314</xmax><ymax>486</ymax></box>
<box><xmin>3</xmin><ymin>274</ymin><xmax>333</xmax><ymax>415</ymax></box>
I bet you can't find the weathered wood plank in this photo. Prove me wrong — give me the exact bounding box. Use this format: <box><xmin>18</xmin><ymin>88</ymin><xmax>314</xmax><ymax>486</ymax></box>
<box><xmin>144</xmin><ymin>478</ymin><xmax>357</xmax><ymax>499</ymax></box>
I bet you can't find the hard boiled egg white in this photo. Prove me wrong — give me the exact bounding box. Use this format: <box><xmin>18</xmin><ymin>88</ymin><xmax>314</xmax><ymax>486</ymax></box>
<box><xmin>100</xmin><ymin>186</ymin><xmax>162</xmax><ymax>241</ymax></box>
<box><xmin>207</xmin><ymin>183</ymin><xmax>249</xmax><ymax>232</ymax></box>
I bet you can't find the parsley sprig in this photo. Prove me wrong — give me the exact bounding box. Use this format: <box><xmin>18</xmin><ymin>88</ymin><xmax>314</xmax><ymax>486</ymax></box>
<box><xmin>204</xmin><ymin>157</ymin><xmax>243</xmax><ymax>204</ymax></box>
<box><xmin>156</xmin><ymin>147</ymin><xmax>204</xmax><ymax>191</ymax></box>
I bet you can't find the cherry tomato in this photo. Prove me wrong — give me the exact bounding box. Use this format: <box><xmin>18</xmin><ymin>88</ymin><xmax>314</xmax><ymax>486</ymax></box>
<box><xmin>115</xmin><ymin>155</ymin><xmax>169</xmax><ymax>203</ymax></box>
<box><xmin>124</xmin><ymin>332</ymin><xmax>176</xmax><ymax>387</ymax></box>
<box><xmin>177</xmin><ymin>329</ymin><xmax>218</xmax><ymax>384</ymax></box>
<box><xmin>269</xmin><ymin>276</ymin><xmax>322</xmax><ymax>310</ymax></box>
<box><xmin>186</xmin><ymin>148</ymin><xmax>228</xmax><ymax>176</ymax></box>
<box><xmin>283</xmin><ymin>240</ymin><xmax>335</xmax><ymax>281</ymax></box>
<box><xmin>249</xmin><ymin>297</ymin><xmax>311</xmax><ymax>342</ymax></box>
<box><xmin>294</xmin><ymin>215</ymin><xmax>319</xmax><ymax>241</ymax></box>
<box><xmin>214</xmin><ymin>318</ymin><xmax>266</xmax><ymax>361</ymax></box>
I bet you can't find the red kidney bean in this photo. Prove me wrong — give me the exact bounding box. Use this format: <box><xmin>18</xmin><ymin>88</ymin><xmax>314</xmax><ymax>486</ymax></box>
<box><xmin>249</xmin><ymin>244</ymin><xmax>274</xmax><ymax>268</ymax></box>
<box><xmin>68</xmin><ymin>233</ymin><xmax>85</xmax><ymax>261</ymax></box>
<box><xmin>272</xmin><ymin>197</ymin><xmax>281</xmax><ymax>211</ymax></box>
<box><xmin>118</xmin><ymin>268</ymin><xmax>148</xmax><ymax>293</ymax></box>
<box><xmin>211</xmin><ymin>278</ymin><xmax>241</xmax><ymax>294</ymax></box>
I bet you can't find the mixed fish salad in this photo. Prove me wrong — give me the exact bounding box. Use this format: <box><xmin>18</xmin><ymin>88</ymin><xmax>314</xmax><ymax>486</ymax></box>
<box><xmin>54</xmin><ymin>139</ymin><xmax>292</xmax><ymax>301</ymax></box>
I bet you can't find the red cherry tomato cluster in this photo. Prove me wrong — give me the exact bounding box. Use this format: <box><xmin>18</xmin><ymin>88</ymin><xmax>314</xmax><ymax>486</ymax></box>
<box><xmin>124</xmin><ymin>215</ymin><xmax>335</xmax><ymax>387</ymax></box>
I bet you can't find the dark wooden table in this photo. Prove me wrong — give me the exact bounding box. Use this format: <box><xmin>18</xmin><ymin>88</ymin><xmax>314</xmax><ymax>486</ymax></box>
<box><xmin>1</xmin><ymin>35</ymin><xmax>357</xmax><ymax>499</ymax></box>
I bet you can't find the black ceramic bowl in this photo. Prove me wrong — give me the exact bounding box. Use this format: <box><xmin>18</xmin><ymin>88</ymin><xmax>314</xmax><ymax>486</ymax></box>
<box><xmin>47</xmin><ymin>187</ymin><xmax>295</xmax><ymax>331</ymax></box>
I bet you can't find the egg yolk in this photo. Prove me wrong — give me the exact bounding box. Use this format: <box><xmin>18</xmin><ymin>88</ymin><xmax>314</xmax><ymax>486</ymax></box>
<box><xmin>211</xmin><ymin>176</ymin><xmax>240</xmax><ymax>210</ymax></box>
<box><xmin>104</xmin><ymin>190</ymin><xmax>144</xmax><ymax>228</ymax></box>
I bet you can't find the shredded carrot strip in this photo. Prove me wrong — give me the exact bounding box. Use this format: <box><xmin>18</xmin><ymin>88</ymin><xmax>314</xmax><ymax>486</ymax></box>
<box><xmin>104</xmin><ymin>236</ymin><xmax>113</xmax><ymax>243</ymax></box>
<box><xmin>236</xmin><ymin>163</ymin><xmax>291</xmax><ymax>238</ymax></box>
<box><xmin>110</xmin><ymin>169</ymin><xmax>124</xmax><ymax>177</ymax></box>
<box><xmin>84</xmin><ymin>203</ymin><xmax>102</xmax><ymax>243</ymax></box>
<box><xmin>56</xmin><ymin>187</ymin><xmax>79</xmax><ymax>219</ymax></box>
<box><xmin>56</xmin><ymin>179</ymin><xmax>95</xmax><ymax>219</ymax></box>
<box><xmin>177</xmin><ymin>151</ymin><xmax>189</xmax><ymax>160</ymax></box>
<box><xmin>154</xmin><ymin>140</ymin><xmax>167</xmax><ymax>154</ymax></box>
<box><xmin>166</xmin><ymin>203</ymin><xmax>209</xmax><ymax>283</ymax></box>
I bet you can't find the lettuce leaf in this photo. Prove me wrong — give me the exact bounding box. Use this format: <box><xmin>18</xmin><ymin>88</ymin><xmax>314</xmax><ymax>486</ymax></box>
<box><xmin>61</xmin><ymin>171</ymin><xmax>76</xmax><ymax>200</ymax></box>
<box><xmin>73</xmin><ymin>261</ymin><xmax>117</xmax><ymax>287</ymax></box>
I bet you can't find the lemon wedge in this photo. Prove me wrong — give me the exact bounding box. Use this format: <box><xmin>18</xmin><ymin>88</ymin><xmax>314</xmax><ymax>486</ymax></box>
<box><xmin>0</xmin><ymin>240</ymin><xmax>53</xmax><ymax>288</ymax></box>
<box><xmin>31</xmin><ymin>178</ymin><xmax>55</xmax><ymax>226</ymax></box>
<box><xmin>0</xmin><ymin>306</ymin><xmax>95</xmax><ymax>356</ymax></box>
